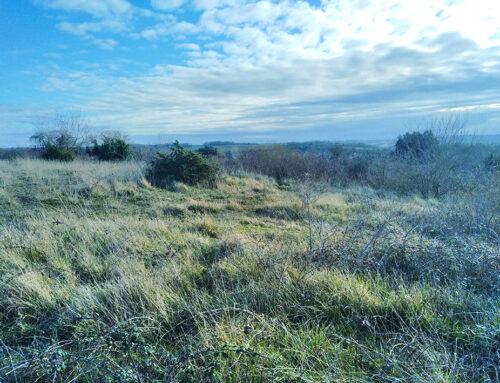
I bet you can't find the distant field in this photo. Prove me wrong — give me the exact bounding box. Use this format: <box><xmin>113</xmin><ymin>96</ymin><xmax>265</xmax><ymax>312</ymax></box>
<box><xmin>0</xmin><ymin>158</ymin><xmax>499</xmax><ymax>382</ymax></box>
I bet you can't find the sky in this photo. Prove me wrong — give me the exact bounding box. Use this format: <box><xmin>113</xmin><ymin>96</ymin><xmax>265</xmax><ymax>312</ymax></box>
<box><xmin>1</xmin><ymin>0</ymin><xmax>500</xmax><ymax>146</ymax></box>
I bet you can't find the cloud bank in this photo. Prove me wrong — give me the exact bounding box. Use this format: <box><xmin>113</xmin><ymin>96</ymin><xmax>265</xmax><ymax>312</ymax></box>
<box><xmin>1</xmin><ymin>0</ymin><xmax>499</xmax><ymax>145</ymax></box>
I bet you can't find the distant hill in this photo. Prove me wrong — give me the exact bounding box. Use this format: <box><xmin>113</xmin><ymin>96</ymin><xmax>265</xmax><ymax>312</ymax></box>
<box><xmin>203</xmin><ymin>141</ymin><xmax>256</xmax><ymax>146</ymax></box>
<box><xmin>460</xmin><ymin>134</ymin><xmax>500</xmax><ymax>144</ymax></box>
<box><xmin>2</xmin><ymin>135</ymin><xmax>499</xmax><ymax>157</ymax></box>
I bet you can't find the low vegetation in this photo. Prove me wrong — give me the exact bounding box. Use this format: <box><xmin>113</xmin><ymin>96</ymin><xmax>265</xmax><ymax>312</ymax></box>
<box><xmin>30</xmin><ymin>113</ymin><xmax>89</xmax><ymax>162</ymax></box>
<box><xmin>0</xmin><ymin>123</ymin><xmax>499</xmax><ymax>382</ymax></box>
<box><xmin>394</xmin><ymin>130</ymin><xmax>439</xmax><ymax>159</ymax></box>
<box><xmin>87</xmin><ymin>132</ymin><xmax>132</xmax><ymax>161</ymax></box>
<box><xmin>146</xmin><ymin>141</ymin><xmax>220</xmax><ymax>188</ymax></box>
<box><xmin>40</xmin><ymin>144</ymin><xmax>76</xmax><ymax>162</ymax></box>
<box><xmin>196</xmin><ymin>145</ymin><xmax>219</xmax><ymax>157</ymax></box>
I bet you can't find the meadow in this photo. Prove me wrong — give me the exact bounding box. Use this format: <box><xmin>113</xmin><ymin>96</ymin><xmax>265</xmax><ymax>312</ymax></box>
<box><xmin>0</xmin><ymin>145</ymin><xmax>499</xmax><ymax>381</ymax></box>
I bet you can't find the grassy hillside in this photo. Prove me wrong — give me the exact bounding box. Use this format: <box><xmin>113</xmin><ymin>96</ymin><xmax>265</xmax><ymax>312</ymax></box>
<box><xmin>0</xmin><ymin>159</ymin><xmax>499</xmax><ymax>382</ymax></box>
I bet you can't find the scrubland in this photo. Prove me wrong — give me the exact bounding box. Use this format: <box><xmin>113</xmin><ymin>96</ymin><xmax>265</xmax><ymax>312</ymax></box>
<box><xmin>0</xmin><ymin>154</ymin><xmax>499</xmax><ymax>382</ymax></box>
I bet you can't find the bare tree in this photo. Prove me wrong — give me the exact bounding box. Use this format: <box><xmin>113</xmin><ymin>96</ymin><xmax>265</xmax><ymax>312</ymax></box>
<box><xmin>426</xmin><ymin>113</ymin><xmax>468</xmax><ymax>145</ymax></box>
<box><xmin>31</xmin><ymin>112</ymin><xmax>89</xmax><ymax>152</ymax></box>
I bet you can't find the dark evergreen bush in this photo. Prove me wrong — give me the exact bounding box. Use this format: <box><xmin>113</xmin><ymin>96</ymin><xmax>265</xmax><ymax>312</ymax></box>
<box><xmin>395</xmin><ymin>130</ymin><xmax>439</xmax><ymax>160</ymax></box>
<box><xmin>42</xmin><ymin>144</ymin><xmax>76</xmax><ymax>162</ymax></box>
<box><xmin>146</xmin><ymin>141</ymin><xmax>219</xmax><ymax>188</ymax></box>
<box><xmin>196</xmin><ymin>145</ymin><xmax>218</xmax><ymax>157</ymax></box>
<box><xmin>88</xmin><ymin>136</ymin><xmax>131</xmax><ymax>161</ymax></box>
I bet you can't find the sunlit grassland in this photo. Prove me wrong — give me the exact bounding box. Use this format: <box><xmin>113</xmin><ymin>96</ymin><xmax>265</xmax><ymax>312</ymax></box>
<box><xmin>0</xmin><ymin>159</ymin><xmax>498</xmax><ymax>382</ymax></box>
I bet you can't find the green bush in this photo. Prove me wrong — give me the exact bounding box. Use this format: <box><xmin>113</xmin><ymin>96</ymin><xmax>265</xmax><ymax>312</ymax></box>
<box><xmin>42</xmin><ymin>144</ymin><xmax>76</xmax><ymax>162</ymax></box>
<box><xmin>196</xmin><ymin>145</ymin><xmax>218</xmax><ymax>157</ymax></box>
<box><xmin>395</xmin><ymin>130</ymin><xmax>439</xmax><ymax>160</ymax></box>
<box><xmin>146</xmin><ymin>141</ymin><xmax>220</xmax><ymax>188</ymax></box>
<box><xmin>88</xmin><ymin>135</ymin><xmax>131</xmax><ymax>161</ymax></box>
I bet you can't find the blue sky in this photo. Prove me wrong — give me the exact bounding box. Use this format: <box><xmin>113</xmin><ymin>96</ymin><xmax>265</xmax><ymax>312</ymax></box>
<box><xmin>1</xmin><ymin>0</ymin><xmax>500</xmax><ymax>146</ymax></box>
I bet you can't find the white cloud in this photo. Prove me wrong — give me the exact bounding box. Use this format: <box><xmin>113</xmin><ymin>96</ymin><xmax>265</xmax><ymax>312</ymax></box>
<box><xmin>151</xmin><ymin>0</ymin><xmax>187</xmax><ymax>11</ymax></box>
<box><xmin>177</xmin><ymin>0</ymin><xmax>500</xmax><ymax>67</ymax></box>
<box><xmin>57</xmin><ymin>18</ymin><xmax>130</xmax><ymax>37</ymax></box>
<box><xmin>58</xmin><ymin>21</ymin><xmax>104</xmax><ymax>36</ymax></box>
<box><xmin>177</xmin><ymin>43</ymin><xmax>201</xmax><ymax>50</ymax></box>
<box><xmin>37</xmin><ymin>0</ymin><xmax>134</xmax><ymax>39</ymax></box>
<box><xmin>92</xmin><ymin>38</ymin><xmax>119</xmax><ymax>50</ymax></box>
<box><xmin>439</xmin><ymin>103</ymin><xmax>500</xmax><ymax>113</ymax></box>
<box><xmin>137</xmin><ymin>20</ymin><xmax>199</xmax><ymax>39</ymax></box>
<box><xmin>23</xmin><ymin>0</ymin><xmax>500</xmax><ymax>141</ymax></box>
<box><xmin>32</xmin><ymin>31</ymin><xmax>499</xmax><ymax>138</ymax></box>
<box><xmin>35</xmin><ymin>0</ymin><xmax>132</xmax><ymax>17</ymax></box>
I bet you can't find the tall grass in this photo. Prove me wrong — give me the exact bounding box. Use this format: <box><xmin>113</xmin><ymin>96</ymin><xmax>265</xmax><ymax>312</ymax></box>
<box><xmin>0</xmin><ymin>157</ymin><xmax>498</xmax><ymax>382</ymax></box>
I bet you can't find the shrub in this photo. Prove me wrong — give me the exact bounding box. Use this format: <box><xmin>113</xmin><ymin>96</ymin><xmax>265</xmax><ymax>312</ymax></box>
<box><xmin>234</xmin><ymin>145</ymin><xmax>382</xmax><ymax>185</ymax></box>
<box><xmin>395</xmin><ymin>130</ymin><xmax>439</xmax><ymax>160</ymax></box>
<box><xmin>196</xmin><ymin>146</ymin><xmax>218</xmax><ymax>157</ymax></box>
<box><xmin>146</xmin><ymin>141</ymin><xmax>220</xmax><ymax>188</ymax></box>
<box><xmin>42</xmin><ymin>144</ymin><xmax>76</xmax><ymax>162</ymax></box>
<box><xmin>346</xmin><ymin>156</ymin><xmax>370</xmax><ymax>181</ymax></box>
<box><xmin>30</xmin><ymin>113</ymin><xmax>88</xmax><ymax>161</ymax></box>
<box><xmin>88</xmin><ymin>134</ymin><xmax>131</xmax><ymax>161</ymax></box>
<box><xmin>328</xmin><ymin>144</ymin><xmax>344</xmax><ymax>160</ymax></box>
<box><xmin>484</xmin><ymin>154</ymin><xmax>500</xmax><ymax>172</ymax></box>
<box><xmin>237</xmin><ymin>146</ymin><xmax>322</xmax><ymax>183</ymax></box>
